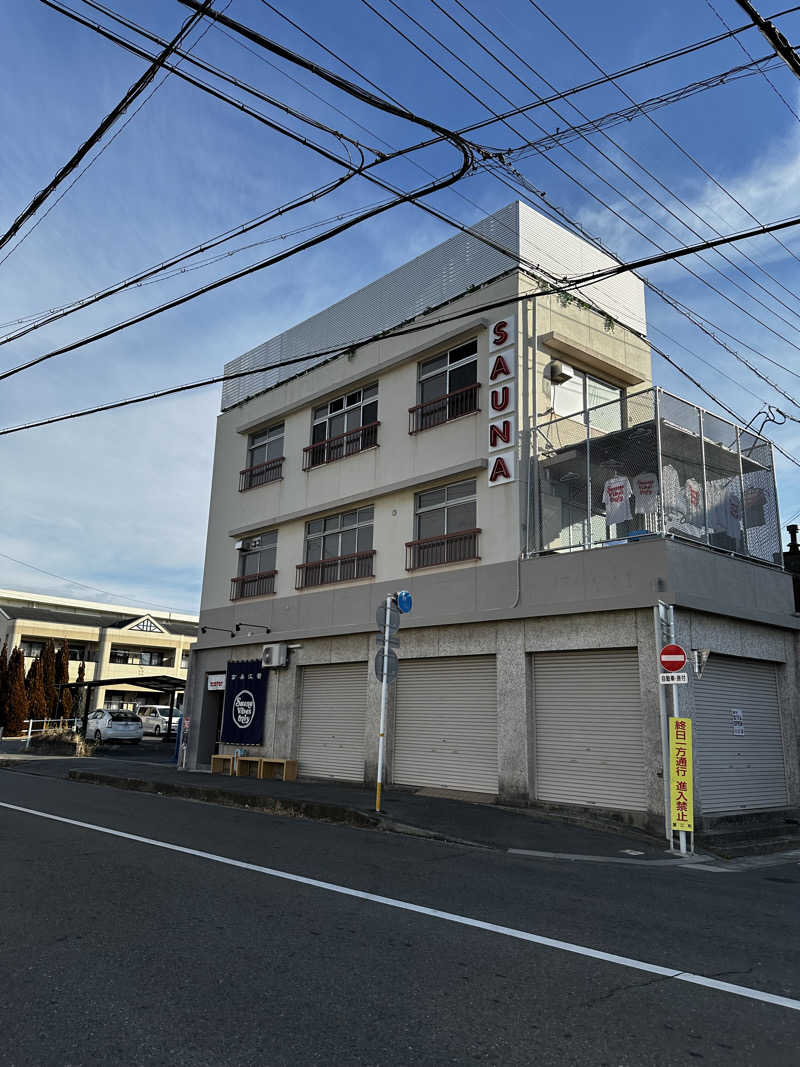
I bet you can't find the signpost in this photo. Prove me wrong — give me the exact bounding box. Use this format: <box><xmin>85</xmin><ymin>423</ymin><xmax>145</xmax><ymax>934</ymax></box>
<box><xmin>374</xmin><ymin>590</ymin><xmax>412</xmax><ymax>812</ymax></box>
<box><xmin>657</xmin><ymin>606</ymin><xmax>693</xmax><ymax>854</ymax></box>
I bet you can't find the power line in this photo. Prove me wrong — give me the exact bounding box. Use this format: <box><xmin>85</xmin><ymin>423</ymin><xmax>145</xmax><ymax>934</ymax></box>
<box><xmin>0</xmin><ymin>4</ymin><xmax>229</xmax><ymax>269</ymax></box>
<box><xmin>728</xmin><ymin>0</ymin><xmax>800</xmax><ymax>108</ymax></box>
<box><xmin>521</xmin><ymin>0</ymin><xmax>800</xmax><ymax>301</ymax></box>
<box><xmin>409</xmin><ymin>0</ymin><xmax>800</xmax><ymax>404</ymax></box>
<box><xmin>435</xmin><ymin>0</ymin><xmax>800</xmax><ymax>349</ymax></box>
<box><xmin>0</xmin><ymin>171</ymin><xmax>362</xmax><ymax>347</ymax></box>
<box><xmin>0</xmin><ymin>0</ymin><xmax>214</xmax><ymax>257</ymax></box>
<box><xmin>0</xmin><ymin>549</ymin><xmax>192</xmax><ymax>614</ymax></box>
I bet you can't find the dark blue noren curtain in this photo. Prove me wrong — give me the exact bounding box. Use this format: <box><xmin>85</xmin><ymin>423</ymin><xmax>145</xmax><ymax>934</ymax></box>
<box><xmin>220</xmin><ymin>659</ymin><xmax>267</xmax><ymax>745</ymax></box>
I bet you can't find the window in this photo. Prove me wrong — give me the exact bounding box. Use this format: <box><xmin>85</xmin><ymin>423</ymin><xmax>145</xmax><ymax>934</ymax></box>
<box><xmin>231</xmin><ymin>531</ymin><xmax>277</xmax><ymax>600</ymax></box>
<box><xmin>406</xmin><ymin>479</ymin><xmax>479</xmax><ymax>569</ymax></box>
<box><xmin>109</xmin><ymin>647</ymin><xmax>174</xmax><ymax>668</ymax></box>
<box><xmin>21</xmin><ymin>640</ymin><xmax>44</xmax><ymax>659</ymax></box>
<box><xmin>240</xmin><ymin>423</ymin><xmax>284</xmax><ymax>490</ymax></box>
<box><xmin>553</xmin><ymin>368</ymin><xmax>622</xmax><ymax>430</ymax></box>
<box><xmin>181</xmin><ymin>650</ymin><xmax>190</xmax><ymax>669</ymax></box>
<box><xmin>297</xmin><ymin>506</ymin><xmax>374</xmax><ymax>588</ymax></box>
<box><xmin>410</xmin><ymin>339</ymin><xmax>479</xmax><ymax>432</ymax></box>
<box><xmin>304</xmin><ymin>385</ymin><xmax>378</xmax><ymax>468</ymax></box>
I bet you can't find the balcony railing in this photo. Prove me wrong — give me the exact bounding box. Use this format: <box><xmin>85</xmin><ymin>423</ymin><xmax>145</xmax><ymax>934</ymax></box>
<box><xmin>239</xmin><ymin>457</ymin><xmax>284</xmax><ymax>491</ymax></box>
<box><xmin>408</xmin><ymin>383</ymin><xmax>480</xmax><ymax>434</ymax></box>
<box><xmin>303</xmin><ymin>422</ymin><xmax>379</xmax><ymax>470</ymax></box>
<box><xmin>405</xmin><ymin>529</ymin><xmax>481</xmax><ymax>570</ymax></box>
<box><xmin>230</xmin><ymin>570</ymin><xmax>277</xmax><ymax>601</ymax></box>
<box><xmin>295</xmin><ymin>550</ymin><xmax>376</xmax><ymax>589</ymax></box>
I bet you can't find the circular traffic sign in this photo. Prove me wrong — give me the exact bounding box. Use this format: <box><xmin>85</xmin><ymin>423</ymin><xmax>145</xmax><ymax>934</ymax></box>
<box><xmin>660</xmin><ymin>644</ymin><xmax>687</xmax><ymax>672</ymax></box>
<box><xmin>397</xmin><ymin>590</ymin><xmax>412</xmax><ymax>614</ymax></box>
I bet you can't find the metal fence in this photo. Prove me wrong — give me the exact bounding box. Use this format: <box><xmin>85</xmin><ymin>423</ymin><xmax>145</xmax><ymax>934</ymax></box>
<box><xmin>527</xmin><ymin>388</ymin><xmax>781</xmax><ymax>566</ymax></box>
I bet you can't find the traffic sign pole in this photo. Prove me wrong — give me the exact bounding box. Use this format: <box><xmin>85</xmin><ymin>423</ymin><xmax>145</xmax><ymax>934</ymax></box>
<box><xmin>658</xmin><ymin>605</ymin><xmax>691</xmax><ymax>855</ymax></box>
<box><xmin>376</xmin><ymin>593</ymin><xmax>393</xmax><ymax>813</ymax></box>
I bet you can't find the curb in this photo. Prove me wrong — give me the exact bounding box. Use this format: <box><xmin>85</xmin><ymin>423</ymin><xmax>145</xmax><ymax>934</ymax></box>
<box><xmin>66</xmin><ymin>771</ymin><xmax>381</xmax><ymax>830</ymax></box>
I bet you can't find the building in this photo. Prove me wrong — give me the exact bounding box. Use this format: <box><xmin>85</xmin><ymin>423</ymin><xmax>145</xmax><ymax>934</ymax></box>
<box><xmin>183</xmin><ymin>201</ymin><xmax>799</xmax><ymax>836</ymax></box>
<box><xmin>0</xmin><ymin>588</ymin><xmax>198</xmax><ymax>711</ymax></box>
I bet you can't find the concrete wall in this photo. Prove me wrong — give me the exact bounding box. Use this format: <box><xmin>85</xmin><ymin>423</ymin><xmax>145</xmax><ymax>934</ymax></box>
<box><xmin>201</xmin><ymin>270</ymin><xmax>652</xmax><ymax>617</ymax></box>
<box><xmin>183</xmin><ymin>600</ymin><xmax>799</xmax><ymax>830</ymax></box>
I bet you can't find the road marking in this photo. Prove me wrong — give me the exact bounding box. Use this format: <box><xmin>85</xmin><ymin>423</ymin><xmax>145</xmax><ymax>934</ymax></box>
<box><xmin>2</xmin><ymin>799</ymin><xmax>799</xmax><ymax>1013</ymax></box>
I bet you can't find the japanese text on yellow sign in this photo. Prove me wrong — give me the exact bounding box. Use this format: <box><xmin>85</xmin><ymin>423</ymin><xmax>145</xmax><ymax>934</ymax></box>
<box><xmin>669</xmin><ymin>717</ymin><xmax>693</xmax><ymax>832</ymax></box>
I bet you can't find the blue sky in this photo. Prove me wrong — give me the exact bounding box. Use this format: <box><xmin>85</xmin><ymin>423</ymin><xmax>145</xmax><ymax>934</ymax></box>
<box><xmin>1</xmin><ymin>0</ymin><xmax>799</xmax><ymax>612</ymax></box>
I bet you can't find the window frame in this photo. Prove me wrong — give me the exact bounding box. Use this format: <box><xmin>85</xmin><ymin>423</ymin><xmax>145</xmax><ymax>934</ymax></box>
<box><xmin>410</xmin><ymin>338</ymin><xmax>480</xmax><ymax>432</ymax></box>
<box><xmin>246</xmin><ymin>422</ymin><xmax>284</xmax><ymax>469</ymax></box>
<box><xmin>309</xmin><ymin>384</ymin><xmax>379</xmax><ymax>450</ymax></box>
<box><xmin>552</xmin><ymin>367</ymin><xmax>622</xmax><ymax>424</ymax></box>
<box><xmin>414</xmin><ymin>478</ymin><xmax>477</xmax><ymax>541</ymax></box>
<box><xmin>238</xmin><ymin>530</ymin><xmax>278</xmax><ymax>579</ymax></box>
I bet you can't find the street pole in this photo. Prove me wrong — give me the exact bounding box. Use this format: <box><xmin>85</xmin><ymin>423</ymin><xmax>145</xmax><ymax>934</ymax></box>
<box><xmin>376</xmin><ymin>592</ymin><xmax>393</xmax><ymax>813</ymax></box>
<box><xmin>662</xmin><ymin>601</ymin><xmax>687</xmax><ymax>855</ymax></box>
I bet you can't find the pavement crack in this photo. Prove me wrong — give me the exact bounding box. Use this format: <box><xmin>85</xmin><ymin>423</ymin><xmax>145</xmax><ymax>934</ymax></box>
<box><xmin>582</xmin><ymin>973</ymin><xmax>672</xmax><ymax>1008</ymax></box>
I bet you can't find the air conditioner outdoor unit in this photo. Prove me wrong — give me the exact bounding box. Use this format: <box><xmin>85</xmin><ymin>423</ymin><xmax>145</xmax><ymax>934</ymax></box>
<box><xmin>546</xmin><ymin>360</ymin><xmax>574</xmax><ymax>385</ymax></box>
<box><xmin>261</xmin><ymin>642</ymin><xmax>289</xmax><ymax>668</ymax></box>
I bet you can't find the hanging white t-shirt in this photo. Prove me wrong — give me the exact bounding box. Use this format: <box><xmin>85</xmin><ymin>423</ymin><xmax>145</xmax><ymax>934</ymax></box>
<box><xmin>684</xmin><ymin>478</ymin><xmax>704</xmax><ymax>526</ymax></box>
<box><xmin>602</xmin><ymin>476</ymin><xmax>633</xmax><ymax>525</ymax></box>
<box><xmin>662</xmin><ymin>465</ymin><xmax>685</xmax><ymax>518</ymax></box>
<box><xmin>632</xmin><ymin>472</ymin><xmax>659</xmax><ymax>515</ymax></box>
<box><xmin>725</xmin><ymin>488</ymin><xmax>742</xmax><ymax>541</ymax></box>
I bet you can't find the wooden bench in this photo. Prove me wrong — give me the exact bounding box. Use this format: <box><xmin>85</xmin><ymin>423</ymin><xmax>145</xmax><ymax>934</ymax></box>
<box><xmin>210</xmin><ymin>754</ymin><xmax>234</xmax><ymax>775</ymax></box>
<box><xmin>236</xmin><ymin>756</ymin><xmax>262</xmax><ymax>778</ymax></box>
<box><xmin>258</xmin><ymin>758</ymin><xmax>298</xmax><ymax>782</ymax></box>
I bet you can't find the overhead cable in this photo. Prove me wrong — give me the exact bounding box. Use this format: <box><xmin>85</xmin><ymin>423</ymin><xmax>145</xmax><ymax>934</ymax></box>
<box><xmin>0</xmin><ymin>0</ymin><xmax>215</xmax><ymax>255</ymax></box>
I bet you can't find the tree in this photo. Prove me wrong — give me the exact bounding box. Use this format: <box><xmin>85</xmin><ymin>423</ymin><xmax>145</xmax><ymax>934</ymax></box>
<box><xmin>55</xmin><ymin>639</ymin><xmax>72</xmax><ymax>719</ymax></box>
<box><xmin>26</xmin><ymin>657</ymin><xmax>47</xmax><ymax>723</ymax></box>
<box><xmin>75</xmin><ymin>660</ymin><xmax>86</xmax><ymax>731</ymax></box>
<box><xmin>6</xmin><ymin>648</ymin><xmax>28</xmax><ymax>735</ymax></box>
<box><xmin>40</xmin><ymin>639</ymin><xmax>57</xmax><ymax>718</ymax></box>
<box><xmin>0</xmin><ymin>639</ymin><xmax>9</xmax><ymax>731</ymax></box>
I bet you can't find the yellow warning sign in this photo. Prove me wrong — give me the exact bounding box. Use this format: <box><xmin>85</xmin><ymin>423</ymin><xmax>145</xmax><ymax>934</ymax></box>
<box><xmin>668</xmin><ymin>717</ymin><xmax>694</xmax><ymax>833</ymax></box>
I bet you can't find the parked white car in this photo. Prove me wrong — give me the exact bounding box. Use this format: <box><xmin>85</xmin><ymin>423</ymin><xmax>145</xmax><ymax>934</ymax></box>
<box><xmin>137</xmin><ymin>705</ymin><xmax>178</xmax><ymax>736</ymax></box>
<box><xmin>87</xmin><ymin>710</ymin><xmax>143</xmax><ymax>744</ymax></box>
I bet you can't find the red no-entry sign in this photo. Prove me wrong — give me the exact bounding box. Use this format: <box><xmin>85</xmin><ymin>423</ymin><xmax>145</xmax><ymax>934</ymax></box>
<box><xmin>660</xmin><ymin>644</ymin><xmax>687</xmax><ymax>672</ymax></box>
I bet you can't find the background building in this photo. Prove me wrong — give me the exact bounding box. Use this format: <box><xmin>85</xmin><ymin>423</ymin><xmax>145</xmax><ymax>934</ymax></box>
<box><xmin>183</xmin><ymin>201</ymin><xmax>799</xmax><ymax>835</ymax></box>
<box><xmin>0</xmin><ymin>588</ymin><xmax>198</xmax><ymax>711</ymax></box>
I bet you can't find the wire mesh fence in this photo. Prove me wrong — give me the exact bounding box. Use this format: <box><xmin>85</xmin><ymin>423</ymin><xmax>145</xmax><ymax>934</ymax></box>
<box><xmin>527</xmin><ymin>388</ymin><xmax>781</xmax><ymax>566</ymax></box>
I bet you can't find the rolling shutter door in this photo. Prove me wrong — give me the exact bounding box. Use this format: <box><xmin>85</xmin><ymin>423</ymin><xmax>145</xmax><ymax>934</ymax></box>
<box><xmin>393</xmin><ymin>656</ymin><xmax>498</xmax><ymax>793</ymax></box>
<box><xmin>534</xmin><ymin>649</ymin><xmax>646</xmax><ymax>810</ymax></box>
<box><xmin>693</xmin><ymin>655</ymin><xmax>787</xmax><ymax>813</ymax></box>
<box><xmin>299</xmin><ymin>663</ymin><xmax>367</xmax><ymax>782</ymax></box>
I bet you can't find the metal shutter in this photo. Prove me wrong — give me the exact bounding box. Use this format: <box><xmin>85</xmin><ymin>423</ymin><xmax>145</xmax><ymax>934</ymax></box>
<box><xmin>693</xmin><ymin>655</ymin><xmax>787</xmax><ymax>813</ymax></box>
<box><xmin>534</xmin><ymin>649</ymin><xmax>646</xmax><ymax>811</ymax></box>
<box><xmin>299</xmin><ymin>663</ymin><xmax>367</xmax><ymax>782</ymax></box>
<box><xmin>393</xmin><ymin>656</ymin><xmax>498</xmax><ymax>793</ymax></box>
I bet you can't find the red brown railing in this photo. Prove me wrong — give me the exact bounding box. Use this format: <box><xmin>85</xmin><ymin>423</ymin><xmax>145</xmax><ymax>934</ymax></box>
<box><xmin>408</xmin><ymin>383</ymin><xmax>480</xmax><ymax>434</ymax></box>
<box><xmin>302</xmin><ymin>422</ymin><xmax>379</xmax><ymax>470</ymax></box>
<box><xmin>295</xmin><ymin>550</ymin><xmax>375</xmax><ymax>589</ymax></box>
<box><xmin>239</xmin><ymin>457</ymin><xmax>284</xmax><ymax>491</ymax></box>
<box><xmin>405</xmin><ymin>529</ymin><xmax>481</xmax><ymax>571</ymax></box>
<box><xmin>230</xmin><ymin>570</ymin><xmax>277</xmax><ymax>600</ymax></box>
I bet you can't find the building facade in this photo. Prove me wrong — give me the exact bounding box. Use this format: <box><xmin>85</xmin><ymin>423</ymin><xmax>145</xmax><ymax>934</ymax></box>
<box><xmin>0</xmin><ymin>589</ymin><xmax>198</xmax><ymax>711</ymax></box>
<box><xmin>183</xmin><ymin>201</ymin><xmax>799</xmax><ymax>834</ymax></box>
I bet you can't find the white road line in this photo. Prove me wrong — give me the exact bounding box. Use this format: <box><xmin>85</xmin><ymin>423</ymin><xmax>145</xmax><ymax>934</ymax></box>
<box><xmin>2</xmin><ymin>799</ymin><xmax>799</xmax><ymax>1013</ymax></box>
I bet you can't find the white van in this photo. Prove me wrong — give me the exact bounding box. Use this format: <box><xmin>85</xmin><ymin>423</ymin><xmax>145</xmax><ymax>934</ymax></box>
<box><xmin>137</xmin><ymin>705</ymin><xmax>177</xmax><ymax>736</ymax></box>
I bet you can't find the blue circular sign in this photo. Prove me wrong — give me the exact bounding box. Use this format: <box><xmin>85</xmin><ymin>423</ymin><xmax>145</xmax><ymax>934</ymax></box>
<box><xmin>396</xmin><ymin>590</ymin><xmax>412</xmax><ymax>614</ymax></box>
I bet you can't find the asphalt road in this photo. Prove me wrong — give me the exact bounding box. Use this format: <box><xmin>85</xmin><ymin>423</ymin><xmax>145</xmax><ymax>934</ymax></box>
<box><xmin>1</xmin><ymin>768</ymin><xmax>798</xmax><ymax>1066</ymax></box>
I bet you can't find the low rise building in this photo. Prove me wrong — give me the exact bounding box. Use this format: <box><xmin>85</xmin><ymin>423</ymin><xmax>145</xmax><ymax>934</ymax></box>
<box><xmin>183</xmin><ymin>201</ymin><xmax>799</xmax><ymax>836</ymax></box>
<box><xmin>0</xmin><ymin>588</ymin><xmax>198</xmax><ymax>711</ymax></box>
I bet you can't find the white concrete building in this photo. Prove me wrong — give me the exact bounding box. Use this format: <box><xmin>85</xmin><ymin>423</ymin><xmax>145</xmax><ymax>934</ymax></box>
<box><xmin>0</xmin><ymin>588</ymin><xmax>198</xmax><ymax>711</ymax></box>
<box><xmin>184</xmin><ymin>202</ymin><xmax>799</xmax><ymax>838</ymax></box>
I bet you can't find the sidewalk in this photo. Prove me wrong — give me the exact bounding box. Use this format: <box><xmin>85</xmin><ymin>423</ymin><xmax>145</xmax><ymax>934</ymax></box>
<box><xmin>0</xmin><ymin>748</ymin><xmax>679</xmax><ymax>861</ymax></box>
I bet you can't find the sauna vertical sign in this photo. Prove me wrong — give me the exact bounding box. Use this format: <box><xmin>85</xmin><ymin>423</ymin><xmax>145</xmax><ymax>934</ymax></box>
<box><xmin>488</xmin><ymin>315</ymin><xmax>516</xmax><ymax>487</ymax></box>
